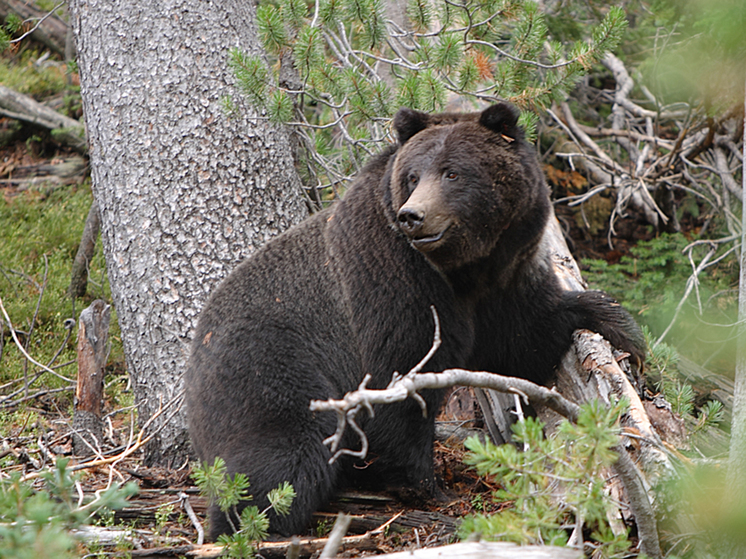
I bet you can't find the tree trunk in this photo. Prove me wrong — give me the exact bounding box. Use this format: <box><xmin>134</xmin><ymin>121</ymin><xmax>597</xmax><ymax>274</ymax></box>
<box><xmin>726</xmin><ymin>81</ymin><xmax>746</xmax><ymax>556</ymax></box>
<box><xmin>67</xmin><ymin>0</ymin><xmax>308</xmax><ymax>465</ymax></box>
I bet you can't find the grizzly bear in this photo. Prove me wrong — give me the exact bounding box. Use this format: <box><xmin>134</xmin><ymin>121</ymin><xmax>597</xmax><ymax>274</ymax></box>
<box><xmin>185</xmin><ymin>103</ymin><xmax>644</xmax><ymax>539</ymax></box>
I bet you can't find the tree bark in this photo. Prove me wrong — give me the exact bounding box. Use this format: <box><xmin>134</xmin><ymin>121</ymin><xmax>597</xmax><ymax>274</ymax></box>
<box><xmin>67</xmin><ymin>0</ymin><xmax>308</xmax><ymax>465</ymax></box>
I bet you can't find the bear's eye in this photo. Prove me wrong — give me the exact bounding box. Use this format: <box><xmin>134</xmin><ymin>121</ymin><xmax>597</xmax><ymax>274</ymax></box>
<box><xmin>445</xmin><ymin>171</ymin><xmax>459</xmax><ymax>181</ymax></box>
<box><xmin>408</xmin><ymin>174</ymin><xmax>419</xmax><ymax>186</ymax></box>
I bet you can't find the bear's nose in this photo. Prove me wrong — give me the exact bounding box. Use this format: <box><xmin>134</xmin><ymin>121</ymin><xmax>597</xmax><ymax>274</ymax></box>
<box><xmin>397</xmin><ymin>207</ymin><xmax>424</xmax><ymax>233</ymax></box>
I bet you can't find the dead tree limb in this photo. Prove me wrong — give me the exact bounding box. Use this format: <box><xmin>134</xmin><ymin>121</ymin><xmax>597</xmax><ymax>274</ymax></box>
<box><xmin>0</xmin><ymin>0</ymin><xmax>69</xmax><ymax>56</ymax></box>
<box><xmin>0</xmin><ymin>84</ymin><xmax>87</xmax><ymax>153</ymax></box>
<box><xmin>69</xmin><ymin>200</ymin><xmax>101</xmax><ymax>298</ymax></box>
<box><xmin>319</xmin><ymin>513</ymin><xmax>352</xmax><ymax>559</ymax></box>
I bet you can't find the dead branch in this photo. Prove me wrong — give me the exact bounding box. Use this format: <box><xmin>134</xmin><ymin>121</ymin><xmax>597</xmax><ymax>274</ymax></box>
<box><xmin>179</xmin><ymin>491</ymin><xmax>205</xmax><ymax>546</ymax></box>
<box><xmin>311</xmin><ymin>366</ymin><xmax>582</xmax><ymax>435</ymax></box>
<box><xmin>714</xmin><ymin>146</ymin><xmax>743</xmax><ymax>201</ymax></box>
<box><xmin>69</xmin><ymin>200</ymin><xmax>101</xmax><ymax>298</ymax></box>
<box><xmin>319</xmin><ymin>513</ymin><xmax>352</xmax><ymax>559</ymax></box>
<box><xmin>0</xmin><ymin>0</ymin><xmax>69</xmax><ymax>56</ymax></box>
<box><xmin>20</xmin><ymin>390</ymin><xmax>184</xmax><ymax>482</ymax></box>
<box><xmin>7</xmin><ymin>1</ymin><xmax>65</xmax><ymax>48</ymax></box>
<box><xmin>601</xmin><ymin>53</ymin><xmax>685</xmax><ymax>121</ymax></box>
<box><xmin>0</xmin><ymin>84</ymin><xmax>87</xmax><ymax>153</ymax></box>
<box><xmin>559</xmin><ymin>101</ymin><xmax>624</xmax><ymax>175</ymax></box>
<box><xmin>575</xmin><ymin>124</ymin><xmax>674</xmax><ymax>148</ymax></box>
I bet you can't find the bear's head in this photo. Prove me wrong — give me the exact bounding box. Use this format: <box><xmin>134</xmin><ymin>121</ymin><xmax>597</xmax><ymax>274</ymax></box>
<box><xmin>390</xmin><ymin>103</ymin><xmax>549</xmax><ymax>272</ymax></box>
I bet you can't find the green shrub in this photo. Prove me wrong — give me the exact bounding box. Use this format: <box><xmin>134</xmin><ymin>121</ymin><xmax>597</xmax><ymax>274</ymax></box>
<box><xmin>0</xmin><ymin>458</ymin><xmax>137</xmax><ymax>559</ymax></box>
<box><xmin>460</xmin><ymin>399</ymin><xmax>631</xmax><ymax>558</ymax></box>
<box><xmin>193</xmin><ymin>457</ymin><xmax>296</xmax><ymax>559</ymax></box>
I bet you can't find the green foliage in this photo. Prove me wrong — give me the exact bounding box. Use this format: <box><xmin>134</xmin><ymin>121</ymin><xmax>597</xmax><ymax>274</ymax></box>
<box><xmin>230</xmin><ymin>0</ymin><xmax>629</xmax><ymax>202</ymax></box>
<box><xmin>0</xmin><ymin>458</ymin><xmax>137</xmax><ymax>559</ymax></box>
<box><xmin>154</xmin><ymin>503</ymin><xmax>175</xmax><ymax>535</ymax></box>
<box><xmin>0</xmin><ymin>49</ymin><xmax>67</xmax><ymax>100</ymax></box>
<box><xmin>5</xmin><ymin>12</ymin><xmax>23</xmax><ymax>34</ymax></box>
<box><xmin>584</xmin><ymin>234</ymin><xmax>693</xmax><ymax>319</ymax></box>
<box><xmin>641</xmin><ymin>0</ymin><xmax>746</xmax><ymax>107</ymax></box>
<box><xmin>194</xmin><ymin>457</ymin><xmax>296</xmax><ymax>559</ymax></box>
<box><xmin>583</xmin><ymin>233</ymin><xmax>738</xmax><ymax>370</ymax></box>
<box><xmin>642</xmin><ymin>327</ymin><xmax>725</xmax><ymax>446</ymax></box>
<box><xmin>228</xmin><ymin>48</ymin><xmax>268</xmax><ymax>108</ymax></box>
<box><xmin>459</xmin><ymin>400</ymin><xmax>631</xmax><ymax>557</ymax></box>
<box><xmin>655</xmin><ymin>460</ymin><xmax>746</xmax><ymax>557</ymax></box>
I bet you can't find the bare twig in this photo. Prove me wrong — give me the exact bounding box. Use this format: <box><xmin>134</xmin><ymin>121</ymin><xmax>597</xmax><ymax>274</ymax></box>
<box><xmin>0</xmin><ymin>295</ymin><xmax>74</xmax><ymax>384</ymax></box>
<box><xmin>23</xmin><ymin>254</ymin><xmax>50</xmax><ymax>397</ymax></box>
<box><xmin>319</xmin><ymin>513</ymin><xmax>352</xmax><ymax>559</ymax></box>
<box><xmin>9</xmin><ymin>1</ymin><xmax>66</xmax><ymax>45</ymax></box>
<box><xmin>20</xmin><ymin>390</ymin><xmax>184</xmax><ymax>482</ymax></box>
<box><xmin>179</xmin><ymin>491</ymin><xmax>205</xmax><ymax>545</ymax></box>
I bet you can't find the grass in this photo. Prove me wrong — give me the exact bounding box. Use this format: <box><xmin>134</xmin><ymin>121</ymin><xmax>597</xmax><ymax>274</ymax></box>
<box><xmin>0</xmin><ymin>181</ymin><xmax>123</xmax><ymax>413</ymax></box>
<box><xmin>0</xmin><ymin>48</ymin><xmax>68</xmax><ymax>100</ymax></box>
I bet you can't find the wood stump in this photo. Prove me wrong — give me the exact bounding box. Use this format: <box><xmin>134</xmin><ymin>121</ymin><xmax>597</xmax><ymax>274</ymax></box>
<box><xmin>73</xmin><ymin>299</ymin><xmax>111</xmax><ymax>456</ymax></box>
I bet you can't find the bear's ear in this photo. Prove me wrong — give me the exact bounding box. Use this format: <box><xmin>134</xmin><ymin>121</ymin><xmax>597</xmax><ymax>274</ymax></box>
<box><xmin>393</xmin><ymin>107</ymin><xmax>431</xmax><ymax>144</ymax></box>
<box><xmin>479</xmin><ymin>103</ymin><xmax>520</xmax><ymax>140</ymax></box>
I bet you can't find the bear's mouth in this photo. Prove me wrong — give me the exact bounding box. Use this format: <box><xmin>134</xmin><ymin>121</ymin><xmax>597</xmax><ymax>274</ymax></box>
<box><xmin>411</xmin><ymin>226</ymin><xmax>450</xmax><ymax>250</ymax></box>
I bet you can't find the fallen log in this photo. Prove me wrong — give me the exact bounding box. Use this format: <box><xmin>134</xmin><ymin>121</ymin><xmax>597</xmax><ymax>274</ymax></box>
<box><xmin>1</xmin><ymin>156</ymin><xmax>86</xmax><ymax>180</ymax></box>
<box><xmin>0</xmin><ymin>84</ymin><xmax>87</xmax><ymax>153</ymax></box>
<box><xmin>0</xmin><ymin>156</ymin><xmax>87</xmax><ymax>191</ymax></box>
<box><xmin>373</xmin><ymin>541</ymin><xmax>582</xmax><ymax>559</ymax></box>
<box><xmin>118</xmin><ymin>537</ymin><xmax>581</xmax><ymax>559</ymax></box>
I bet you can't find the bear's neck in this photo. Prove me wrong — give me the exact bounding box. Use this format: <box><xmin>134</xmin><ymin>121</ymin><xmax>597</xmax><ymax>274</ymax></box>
<box><xmin>446</xmin><ymin>199</ymin><xmax>550</xmax><ymax>298</ymax></box>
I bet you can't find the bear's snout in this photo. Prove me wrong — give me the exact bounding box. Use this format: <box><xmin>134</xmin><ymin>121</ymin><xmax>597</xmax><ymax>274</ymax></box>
<box><xmin>397</xmin><ymin>207</ymin><xmax>425</xmax><ymax>234</ymax></box>
<box><xmin>397</xmin><ymin>203</ymin><xmax>451</xmax><ymax>252</ymax></box>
